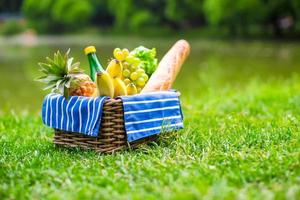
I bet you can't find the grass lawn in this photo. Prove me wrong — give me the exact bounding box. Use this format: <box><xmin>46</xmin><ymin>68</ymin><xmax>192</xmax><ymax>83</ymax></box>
<box><xmin>0</xmin><ymin>38</ymin><xmax>300</xmax><ymax>199</ymax></box>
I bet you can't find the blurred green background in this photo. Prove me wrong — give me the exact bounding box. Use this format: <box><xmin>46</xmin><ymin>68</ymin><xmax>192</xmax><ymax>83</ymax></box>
<box><xmin>1</xmin><ymin>0</ymin><xmax>300</xmax><ymax>37</ymax></box>
<box><xmin>1</xmin><ymin>0</ymin><xmax>300</xmax><ymax>114</ymax></box>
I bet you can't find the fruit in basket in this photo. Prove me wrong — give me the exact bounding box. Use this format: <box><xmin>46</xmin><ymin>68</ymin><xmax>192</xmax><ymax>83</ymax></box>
<box><xmin>37</xmin><ymin>49</ymin><xmax>97</xmax><ymax>98</ymax></box>
<box><xmin>122</xmin><ymin>48</ymin><xmax>129</xmax><ymax>58</ymax></box>
<box><xmin>96</xmin><ymin>71</ymin><xmax>114</xmax><ymax>98</ymax></box>
<box><xmin>106</xmin><ymin>59</ymin><xmax>123</xmax><ymax>78</ymax></box>
<box><xmin>126</xmin><ymin>83</ymin><xmax>137</xmax><ymax>95</ymax></box>
<box><xmin>136</xmin><ymin>77</ymin><xmax>146</xmax><ymax>87</ymax></box>
<box><xmin>130</xmin><ymin>72</ymin><xmax>138</xmax><ymax>81</ymax></box>
<box><xmin>105</xmin><ymin>46</ymin><xmax>157</xmax><ymax>96</ymax></box>
<box><xmin>111</xmin><ymin>47</ymin><xmax>156</xmax><ymax>94</ymax></box>
<box><xmin>113</xmin><ymin>48</ymin><xmax>125</xmax><ymax>61</ymax></box>
<box><xmin>122</xmin><ymin>62</ymin><xmax>149</xmax><ymax>91</ymax></box>
<box><xmin>113</xmin><ymin>78</ymin><xmax>127</xmax><ymax>96</ymax></box>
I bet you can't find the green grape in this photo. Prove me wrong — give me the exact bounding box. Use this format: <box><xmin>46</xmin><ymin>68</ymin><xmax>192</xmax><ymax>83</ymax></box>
<box><xmin>123</xmin><ymin>62</ymin><xmax>130</xmax><ymax>70</ymax></box>
<box><xmin>122</xmin><ymin>48</ymin><xmax>129</xmax><ymax>58</ymax></box>
<box><xmin>113</xmin><ymin>48</ymin><xmax>121</xmax><ymax>56</ymax></box>
<box><xmin>136</xmin><ymin>77</ymin><xmax>145</xmax><ymax>87</ymax></box>
<box><xmin>125</xmin><ymin>55</ymin><xmax>135</xmax><ymax>64</ymax></box>
<box><xmin>123</xmin><ymin>69</ymin><xmax>130</xmax><ymax>77</ymax></box>
<box><xmin>130</xmin><ymin>72</ymin><xmax>138</xmax><ymax>81</ymax></box>
<box><xmin>123</xmin><ymin>78</ymin><xmax>131</xmax><ymax>85</ymax></box>
<box><xmin>130</xmin><ymin>65</ymin><xmax>137</xmax><ymax>71</ymax></box>
<box><xmin>113</xmin><ymin>48</ymin><xmax>125</xmax><ymax>61</ymax></box>
<box><xmin>141</xmin><ymin>73</ymin><xmax>148</xmax><ymax>81</ymax></box>
<box><xmin>132</xmin><ymin>80</ymin><xmax>138</xmax><ymax>86</ymax></box>
<box><xmin>132</xmin><ymin>58</ymin><xmax>141</xmax><ymax>67</ymax></box>
<box><xmin>136</xmin><ymin>68</ymin><xmax>145</xmax><ymax>75</ymax></box>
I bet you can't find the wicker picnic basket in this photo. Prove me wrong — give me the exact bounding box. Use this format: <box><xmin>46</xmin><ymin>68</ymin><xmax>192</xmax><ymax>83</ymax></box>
<box><xmin>53</xmin><ymin>40</ymin><xmax>190</xmax><ymax>154</ymax></box>
<box><xmin>53</xmin><ymin>98</ymin><xmax>157</xmax><ymax>153</ymax></box>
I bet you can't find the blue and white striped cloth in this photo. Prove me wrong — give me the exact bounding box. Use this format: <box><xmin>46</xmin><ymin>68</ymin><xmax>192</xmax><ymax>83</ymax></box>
<box><xmin>42</xmin><ymin>94</ymin><xmax>107</xmax><ymax>137</ymax></box>
<box><xmin>42</xmin><ymin>91</ymin><xmax>183</xmax><ymax>142</ymax></box>
<box><xmin>120</xmin><ymin>91</ymin><xmax>183</xmax><ymax>141</ymax></box>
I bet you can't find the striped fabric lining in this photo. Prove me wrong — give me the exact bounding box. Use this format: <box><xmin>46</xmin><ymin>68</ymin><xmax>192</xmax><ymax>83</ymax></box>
<box><xmin>41</xmin><ymin>91</ymin><xmax>184</xmax><ymax>142</ymax></box>
<box><xmin>42</xmin><ymin>94</ymin><xmax>107</xmax><ymax>137</ymax></box>
<box><xmin>120</xmin><ymin>91</ymin><xmax>184</xmax><ymax>142</ymax></box>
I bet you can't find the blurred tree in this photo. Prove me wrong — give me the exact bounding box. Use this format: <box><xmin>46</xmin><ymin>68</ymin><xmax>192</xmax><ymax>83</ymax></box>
<box><xmin>22</xmin><ymin>0</ymin><xmax>93</xmax><ymax>33</ymax></box>
<box><xmin>165</xmin><ymin>0</ymin><xmax>205</xmax><ymax>29</ymax></box>
<box><xmin>107</xmin><ymin>0</ymin><xmax>133</xmax><ymax>29</ymax></box>
<box><xmin>0</xmin><ymin>0</ymin><xmax>23</xmax><ymax>12</ymax></box>
<box><xmin>52</xmin><ymin>0</ymin><xmax>92</xmax><ymax>29</ymax></box>
<box><xmin>0</xmin><ymin>19</ymin><xmax>25</xmax><ymax>35</ymax></box>
<box><xmin>15</xmin><ymin>0</ymin><xmax>300</xmax><ymax>37</ymax></box>
<box><xmin>203</xmin><ymin>0</ymin><xmax>263</xmax><ymax>35</ymax></box>
<box><xmin>107</xmin><ymin>0</ymin><xmax>159</xmax><ymax>30</ymax></box>
<box><xmin>260</xmin><ymin>0</ymin><xmax>300</xmax><ymax>37</ymax></box>
<box><xmin>131</xmin><ymin>0</ymin><xmax>164</xmax><ymax>30</ymax></box>
<box><xmin>89</xmin><ymin>0</ymin><xmax>114</xmax><ymax>27</ymax></box>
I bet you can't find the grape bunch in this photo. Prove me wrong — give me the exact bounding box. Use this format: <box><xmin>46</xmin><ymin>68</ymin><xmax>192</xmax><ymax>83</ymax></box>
<box><xmin>113</xmin><ymin>48</ymin><xmax>149</xmax><ymax>94</ymax></box>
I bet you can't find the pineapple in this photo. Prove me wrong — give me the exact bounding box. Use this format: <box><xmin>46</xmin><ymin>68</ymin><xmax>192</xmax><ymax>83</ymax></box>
<box><xmin>37</xmin><ymin>49</ymin><xmax>97</xmax><ymax>98</ymax></box>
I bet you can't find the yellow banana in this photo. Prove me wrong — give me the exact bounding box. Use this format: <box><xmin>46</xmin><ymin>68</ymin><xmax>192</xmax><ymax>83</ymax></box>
<box><xmin>126</xmin><ymin>83</ymin><xmax>137</xmax><ymax>95</ymax></box>
<box><xmin>96</xmin><ymin>71</ymin><xmax>114</xmax><ymax>98</ymax></box>
<box><xmin>106</xmin><ymin>59</ymin><xmax>123</xmax><ymax>78</ymax></box>
<box><xmin>113</xmin><ymin>78</ymin><xmax>127</xmax><ymax>97</ymax></box>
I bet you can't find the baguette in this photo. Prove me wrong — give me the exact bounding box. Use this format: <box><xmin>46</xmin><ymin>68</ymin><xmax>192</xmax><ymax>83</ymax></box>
<box><xmin>141</xmin><ymin>39</ymin><xmax>190</xmax><ymax>93</ymax></box>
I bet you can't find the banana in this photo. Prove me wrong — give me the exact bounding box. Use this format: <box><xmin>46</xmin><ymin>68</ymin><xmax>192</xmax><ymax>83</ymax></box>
<box><xmin>96</xmin><ymin>71</ymin><xmax>114</xmax><ymax>98</ymax></box>
<box><xmin>113</xmin><ymin>78</ymin><xmax>127</xmax><ymax>97</ymax></box>
<box><xmin>106</xmin><ymin>59</ymin><xmax>123</xmax><ymax>78</ymax></box>
<box><xmin>126</xmin><ymin>83</ymin><xmax>137</xmax><ymax>95</ymax></box>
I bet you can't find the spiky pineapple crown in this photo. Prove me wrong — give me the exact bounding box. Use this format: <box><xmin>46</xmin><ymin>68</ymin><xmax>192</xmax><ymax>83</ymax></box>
<box><xmin>36</xmin><ymin>49</ymin><xmax>84</xmax><ymax>97</ymax></box>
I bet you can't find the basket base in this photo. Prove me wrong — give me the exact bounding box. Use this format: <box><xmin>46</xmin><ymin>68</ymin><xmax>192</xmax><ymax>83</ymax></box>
<box><xmin>53</xmin><ymin>130</ymin><xmax>158</xmax><ymax>154</ymax></box>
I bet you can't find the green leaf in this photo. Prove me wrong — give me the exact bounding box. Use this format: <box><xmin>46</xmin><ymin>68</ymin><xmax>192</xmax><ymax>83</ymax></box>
<box><xmin>130</xmin><ymin>46</ymin><xmax>158</xmax><ymax>76</ymax></box>
<box><xmin>43</xmin><ymin>82</ymin><xmax>57</xmax><ymax>90</ymax></box>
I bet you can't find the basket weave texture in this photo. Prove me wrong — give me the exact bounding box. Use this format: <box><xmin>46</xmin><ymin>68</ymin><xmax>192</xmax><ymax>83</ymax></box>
<box><xmin>53</xmin><ymin>98</ymin><xmax>156</xmax><ymax>153</ymax></box>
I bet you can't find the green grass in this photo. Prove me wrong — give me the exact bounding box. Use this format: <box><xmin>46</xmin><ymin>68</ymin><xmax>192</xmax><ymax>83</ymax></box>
<box><xmin>1</xmin><ymin>76</ymin><xmax>300</xmax><ymax>199</ymax></box>
<box><xmin>1</xmin><ymin>38</ymin><xmax>300</xmax><ymax>199</ymax></box>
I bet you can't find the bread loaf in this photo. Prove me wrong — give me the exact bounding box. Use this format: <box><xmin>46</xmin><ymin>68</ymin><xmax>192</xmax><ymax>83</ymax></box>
<box><xmin>141</xmin><ymin>39</ymin><xmax>190</xmax><ymax>93</ymax></box>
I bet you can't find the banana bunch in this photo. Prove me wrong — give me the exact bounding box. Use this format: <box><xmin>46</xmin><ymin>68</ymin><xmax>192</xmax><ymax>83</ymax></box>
<box><xmin>106</xmin><ymin>56</ymin><xmax>127</xmax><ymax>97</ymax></box>
<box><xmin>97</xmin><ymin>62</ymin><xmax>127</xmax><ymax>98</ymax></box>
<box><xmin>106</xmin><ymin>48</ymin><xmax>149</xmax><ymax>96</ymax></box>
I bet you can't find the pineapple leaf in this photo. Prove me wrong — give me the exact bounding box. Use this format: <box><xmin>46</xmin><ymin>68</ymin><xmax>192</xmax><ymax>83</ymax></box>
<box><xmin>72</xmin><ymin>62</ymin><xmax>80</xmax><ymax>69</ymax></box>
<box><xmin>44</xmin><ymin>57</ymin><xmax>64</xmax><ymax>75</ymax></box>
<box><xmin>37</xmin><ymin>75</ymin><xmax>61</xmax><ymax>83</ymax></box>
<box><xmin>38</xmin><ymin>62</ymin><xmax>52</xmax><ymax>71</ymax></box>
<box><xmin>65</xmin><ymin>48</ymin><xmax>71</xmax><ymax>59</ymax></box>
<box><xmin>67</xmin><ymin>57</ymin><xmax>74</xmax><ymax>72</ymax></box>
<box><xmin>56</xmin><ymin>79</ymin><xmax>65</xmax><ymax>95</ymax></box>
<box><xmin>65</xmin><ymin>78</ymin><xmax>72</xmax><ymax>88</ymax></box>
<box><xmin>55</xmin><ymin>79</ymin><xmax>64</xmax><ymax>89</ymax></box>
<box><xmin>43</xmin><ymin>82</ymin><xmax>57</xmax><ymax>90</ymax></box>
<box><xmin>55</xmin><ymin>51</ymin><xmax>64</xmax><ymax>68</ymax></box>
<box><xmin>54</xmin><ymin>52</ymin><xmax>58</xmax><ymax>65</ymax></box>
<box><xmin>36</xmin><ymin>48</ymin><xmax>88</xmax><ymax>98</ymax></box>
<box><xmin>45</xmin><ymin>56</ymin><xmax>54</xmax><ymax>65</ymax></box>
